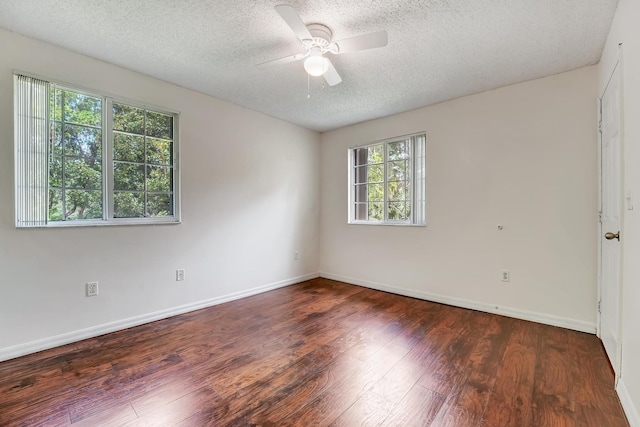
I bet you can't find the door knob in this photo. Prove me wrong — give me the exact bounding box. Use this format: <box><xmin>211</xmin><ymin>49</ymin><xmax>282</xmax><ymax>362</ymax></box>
<box><xmin>605</xmin><ymin>231</ymin><xmax>620</xmax><ymax>241</ymax></box>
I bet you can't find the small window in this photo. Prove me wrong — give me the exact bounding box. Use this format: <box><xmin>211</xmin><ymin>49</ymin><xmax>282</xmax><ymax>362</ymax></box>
<box><xmin>348</xmin><ymin>133</ymin><xmax>426</xmax><ymax>225</ymax></box>
<box><xmin>14</xmin><ymin>74</ymin><xmax>180</xmax><ymax>227</ymax></box>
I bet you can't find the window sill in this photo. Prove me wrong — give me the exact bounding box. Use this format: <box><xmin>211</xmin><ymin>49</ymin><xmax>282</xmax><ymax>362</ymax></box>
<box><xmin>347</xmin><ymin>221</ymin><xmax>426</xmax><ymax>227</ymax></box>
<box><xmin>18</xmin><ymin>218</ymin><xmax>181</xmax><ymax>228</ymax></box>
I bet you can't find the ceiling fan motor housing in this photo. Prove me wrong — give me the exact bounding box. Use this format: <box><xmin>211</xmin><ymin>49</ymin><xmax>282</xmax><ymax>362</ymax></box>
<box><xmin>303</xmin><ymin>24</ymin><xmax>338</xmax><ymax>54</ymax></box>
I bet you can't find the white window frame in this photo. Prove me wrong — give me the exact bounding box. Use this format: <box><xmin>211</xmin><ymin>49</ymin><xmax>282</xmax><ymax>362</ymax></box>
<box><xmin>14</xmin><ymin>73</ymin><xmax>181</xmax><ymax>227</ymax></box>
<box><xmin>348</xmin><ymin>132</ymin><xmax>426</xmax><ymax>226</ymax></box>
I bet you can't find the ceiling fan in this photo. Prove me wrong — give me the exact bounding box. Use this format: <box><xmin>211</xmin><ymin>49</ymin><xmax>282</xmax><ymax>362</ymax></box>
<box><xmin>258</xmin><ymin>4</ymin><xmax>388</xmax><ymax>86</ymax></box>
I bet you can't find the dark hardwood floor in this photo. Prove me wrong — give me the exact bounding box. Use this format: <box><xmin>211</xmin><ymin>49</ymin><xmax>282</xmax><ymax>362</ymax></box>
<box><xmin>0</xmin><ymin>278</ymin><xmax>629</xmax><ymax>426</ymax></box>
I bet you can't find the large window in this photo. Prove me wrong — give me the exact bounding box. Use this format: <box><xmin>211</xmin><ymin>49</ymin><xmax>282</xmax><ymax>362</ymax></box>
<box><xmin>349</xmin><ymin>133</ymin><xmax>425</xmax><ymax>225</ymax></box>
<box><xmin>14</xmin><ymin>74</ymin><xmax>180</xmax><ymax>227</ymax></box>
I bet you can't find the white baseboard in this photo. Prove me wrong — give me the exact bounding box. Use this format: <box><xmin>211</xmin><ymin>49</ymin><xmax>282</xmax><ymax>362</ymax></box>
<box><xmin>320</xmin><ymin>272</ymin><xmax>596</xmax><ymax>334</ymax></box>
<box><xmin>0</xmin><ymin>272</ymin><xmax>319</xmax><ymax>362</ymax></box>
<box><xmin>618</xmin><ymin>379</ymin><xmax>640</xmax><ymax>427</ymax></box>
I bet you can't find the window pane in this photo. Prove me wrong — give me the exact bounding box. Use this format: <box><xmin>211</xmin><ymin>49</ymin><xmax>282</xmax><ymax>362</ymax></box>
<box><xmin>368</xmin><ymin>202</ymin><xmax>383</xmax><ymax>220</ymax></box>
<box><xmin>367</xmin><ymin>164</ymin><xmax>383</xmax><ymax>183</ymax></box>
<box><xmin>48</xmin><ymin>189</ymin><xmax>63</xmax><ymax>221</ymax></box>
<box><xmin>50</xmin><ymin>122</ymin><xmax>62</xmax><ymax>155</ymax></box>
<box><xmin>114</xmin><ymin>162</ymin><xmax>144</xmax><ymax>191</ymax></box>
<box><xmin>114</xmin><ymin>192</ymin><xmax>144</xmax><ymax>218</ymax></box>
<box><xmin>64</xmin><ymin>189</ymin><xmax>102</xmax><ymax>220</ymax></box>
<box><xmin>354</xmin><ymin>165</ymin><xmax>367</xmax><ymax>184</ymax></box>
<box><xmin>388</xmin><ymin>202</ymin><xmax>408</xmax><ymax>221</ymax></box>
<box><xmin>368</xmin><ymin>144</ymin><xmax>383</xmax><ymax>163</ymax></box>
<box><xmin>64</xmin><ymin>157</ymin><xmax>102</xmax><ymax>189</ymax></box>
<box><xmin>147</xmin><ymin>193</ymin><xmax>173</xmax><ymax>217</ymax></box>
<box><xmin>114</xmin><ymin>132</ymin><xmax>144</xmax><ymax>163</ymax></box>
<box><xmin>354</xmin><ymin>202</ymin><xmax>367</xmax><ymax>221</ymax></box>
<box><xmin>147</xmin><ymin>166</ymin><xmax>172</xmax><ymax>192</ymax></box>
<box><xmin>387</xmin><ymin>160</ymin><xmax>408</xmax><ymax>181</ymax></box>
<box><xmin>354</xmin><ymin>147</ymin><xmax>368</xmax><ymax>167</ymax></box>
<box><xmin>387</xmin><ymin>180</ymin><xmax>408</xmax><ymax>202</ymax></box>
<box><xmin>63</xmin><ymin>91</ymin><xmax>101</xmax><ymax>127</ymax></box>
<box><xmin>147</xmin><ymin>137</ymin><xmax>172</xmax><ymax>165</ymax></box>
<box><xmin>49</xmin><ymin>155</ymin><xmax>62</xmax><ymax>187</ymax></box>
<box><xmin>112</xmin><ymin>103</ymin><xmax>176</xmax><ymax>223</ymax></box>
<box><xmin>63</xmin><ymin>125</ymin><xmax>102</xmax><ymax>158</ymax></box>
<box><xmin>388</xmin><ymin>140</ymin><xmax>410</xmax><ymax>161</ymax></box>
<box><xmin>113</xmin><ymin>103</ymin><xmax>144</xmax><ymax>135</ymax></box>
<box><xmin>368</xmin><ymin>183</ymin><xmax>384</xmax><ymax>202</ymax></box>
<box><xmin>50</xmin><ymin>88</ymin><xmax>62</xmax><ymax>122</ymax></box>
<box><xmin>354</xmin><ymin>183</ymin><xmax>367</xmax><ymax>203</ymax></box>
<box><xmin>146</xmin><ymin>111</ymin><xmax>172</xmax><ymax>139</ymax></box>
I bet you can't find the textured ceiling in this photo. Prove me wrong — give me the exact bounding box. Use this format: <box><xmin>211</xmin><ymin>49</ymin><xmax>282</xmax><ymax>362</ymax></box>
<box><xmin>0</xmin><ymin>0</ymin><xmax>619</xmax><ymax>132</ymax></box>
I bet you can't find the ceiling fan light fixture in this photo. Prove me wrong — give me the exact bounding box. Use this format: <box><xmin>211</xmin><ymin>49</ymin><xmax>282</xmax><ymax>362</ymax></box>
<box><xmin>304</xmin><ymin>48</ymin><xmax>329</xmax><ymax>76</ymax></box>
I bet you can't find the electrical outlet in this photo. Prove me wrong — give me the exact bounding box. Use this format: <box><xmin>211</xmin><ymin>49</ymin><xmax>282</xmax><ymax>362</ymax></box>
<box><xmin>176</xmin><ymin>269</ymin><xmax>185</xmax><ymax>281</ymax></box>
<box><xmin>501</xmin><ymin>270</ymin><xmax>510</xmax><ymax>282</ymax></box>
<box><xmin>294</xmin><ymin>251</ymin><xmax>299</xmax><ymax>261</ymax></box>
<box><xmin>86</xmin><ymin>281</ymin><xmax>99</xmax><ymax>297</ymax></box>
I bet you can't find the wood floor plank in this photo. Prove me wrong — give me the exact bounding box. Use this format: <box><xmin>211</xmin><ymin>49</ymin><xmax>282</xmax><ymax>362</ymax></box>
<box><xmin>388</xmin><ymin>300</ymin><xmax>446</xmax><ymax>349</ymax></box>
<box><xmin>277</xmin><ymin>343</ymin><xmax>411</xmax><ymax>426</ymax></box>
<box><xmin>369</xmin><ymin>308</ymin><xmax>465</xmax><ymax>404</ymax></box>
<box><xmin>431</xmin><ymin>313</ymin><xmax>515</xmax><ymax>426</ymax></box>
<box><xmin>241</xmin><ymin>346</ymin><xmax>364</xmax><ymax>424</ymax></box>
<box><xmin>129</xmin><ymin>374</ymin><xmax>204</xmax><ymax>417</ymax></box>
<box><xmin>380</xmin><ymin>384</ymin><xmax>446</xmax><ymax>426</ymax></box>
<box><xmin>207</xmin><ymin>322</ymin><xmax>349</xmax><ymax>398</ymax></box>
<box><xmin>0</xmin><ymin>408</ymin><xmax>71</xmax><ymax>427</ymax></box>
<box><xmin>71</xmin><ymin>401</ymin><xmax>138</xmax><ymax>427</ymax></box>
<box><xmin>530</xmin><ymin>325</ymin><xmax>577</xmax><ymax>426</ymax></box>
<box><xmin>330</xmin><ymin>390</ymin><xmax>396</xmax><ymax>426</ymax></box>
<box><xmin>480</xmin><ymin>319</ymin><xmax>539</xmax><ymax>427</ymax></box>
<box><xmin>417</xmin><ymin>308</ymin><xmax>482</xmax><ymax>397</ymax></box>
<box><xmin>134</xmin><ymin>385</ymin><xmax>223</xmax><ymax>426</ymax></box>
<box><xmin>0</xmin><ymin>278</ymin><xmax>629</xmax><ymax>427</ymax></box>
<box><xmin>568</xmin><ymin>331</ymin><xmax>630</xmax><ymax>426</ymax></box>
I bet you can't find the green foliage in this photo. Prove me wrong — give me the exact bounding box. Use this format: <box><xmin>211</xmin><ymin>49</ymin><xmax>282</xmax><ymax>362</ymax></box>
<box><xmin>63</xmin><ymin>90</ymin><xmax>101</xmax><ymax>127</ymax></box>
<box><xmin>114</xmin><ymin>133</ymin><xmax>144</xmax><ymax>163</ymax></box>
<box><xmin>48</xmin><ymin>89</ymin><xmax>174</xmax><ymax>221</ymax></box>
<box><xmin>114</xmin><ymin>192</ymin><xmax>144</xmax><ymax>218</ymax></box>
<box><xmin>114</xmin><ymin>163</ymin><xmax>144</xmax><ymax>191</ymax></box>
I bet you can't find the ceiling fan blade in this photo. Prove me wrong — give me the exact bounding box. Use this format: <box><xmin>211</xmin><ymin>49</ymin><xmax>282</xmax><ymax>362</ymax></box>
<box><xmin>323</xmin><ymin>59</ymin><xmax>342</xmax><ymax>86</ymax></box>
<box><xmin>257</xmin><ymin>52</ymin><xmax>307</xmax><ymax>67</ymax></box>
<box><xmin>275</xmin><ymin>4</ymin><xmax>312</xmax><ymax>42</ymax></box>
<box><xmin>334</xmin><ymin>30</ymin><xmax>388</xmax><ymax>54</ymax></box>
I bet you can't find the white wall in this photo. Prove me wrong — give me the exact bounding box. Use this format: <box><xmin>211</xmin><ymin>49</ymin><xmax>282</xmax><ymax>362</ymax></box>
<box><xmin>320</xmin><ymin>66</ymin><xmax>598</xmax><ymax>332</ymax></box>
<box><xmin>0</xmin><ymin>28</ymin><xmax>320</xmax><ymax>360</ymax></box>
<box><xmin>599</xmin><ymin>0</ymin><xmax>640</xmax><ymax>424</ymax></box>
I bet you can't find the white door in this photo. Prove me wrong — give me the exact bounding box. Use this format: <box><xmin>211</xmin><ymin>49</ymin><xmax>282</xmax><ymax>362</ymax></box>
<box><xmin>599</xmin><ymin>60</ymin><xmax>623</xmax><ymax>376</ymax></box>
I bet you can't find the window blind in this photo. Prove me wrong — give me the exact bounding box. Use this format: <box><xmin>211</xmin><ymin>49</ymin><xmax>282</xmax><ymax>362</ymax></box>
<box><xmin>14</xmin><ymin>75</ymin><xmax>49</xmax><ymax>227</ymax></box>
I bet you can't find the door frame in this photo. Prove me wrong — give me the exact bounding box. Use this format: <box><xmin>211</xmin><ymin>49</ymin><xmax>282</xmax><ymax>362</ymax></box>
<box><xmin>597</xmin><ymin>43</ymin><xmax>625</xmax><ymax>381</ymax></box>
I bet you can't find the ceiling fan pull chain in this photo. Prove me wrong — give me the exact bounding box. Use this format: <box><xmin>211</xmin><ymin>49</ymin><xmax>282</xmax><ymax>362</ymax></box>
<box><xmin>307</xmin><ymin>73</ymin><xmax>311</xmax><ymax>99</ymax></box>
